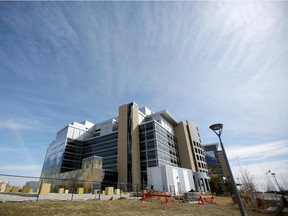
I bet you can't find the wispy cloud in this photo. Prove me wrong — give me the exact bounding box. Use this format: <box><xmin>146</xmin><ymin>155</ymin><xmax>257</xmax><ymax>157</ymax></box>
<box><xmin>0</xmin><ymin>119</ymin><xmax>28</xmax><ymax>130</ymax></box>
<box><xmin>0</xmin><ymin>119</ymin><xmax>35</xmax><ymax>165</ymax></box>
<box><xmin>0</xmin><ymin>1</ymin><xmax>287</xmax><ymax>179</ymax></box>
<box><xmin>0</xmin><ymin>148</ymin><xmax>17</xmax><ymax>153</ymax></box>
<box><xmin>227</xmin><ymin>139</ymin><xmax>288</xmax><ymax>190</ymax></box>
<box><xmin>0</xmin><ymin>165</ymin><xmax>41</xmax><ymax>171</ymax></box>
<box><xmin>227</xmin><ymin>139</ymin><xmax>288</xmax><ymax>162</ymax></box>
<box><xmin>0</xmin><ymin>118</ymin><xmax>47</xmax><ymax>131</ymax></box>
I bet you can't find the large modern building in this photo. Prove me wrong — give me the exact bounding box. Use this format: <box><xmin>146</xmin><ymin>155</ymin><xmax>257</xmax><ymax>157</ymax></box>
<box><xmin>41</xmin><ymin>102</ymin><xmax>210</xmax><ymax>192</ymax></box>
<box><xmin>203</xmin><ymin>143</ymin><xmax>229</xmax><ymax>179</ymax></box>
<box><xmin>203</xmin><ymin>143</ymin><xmax>224</xmax><ymax>178</ymax></box>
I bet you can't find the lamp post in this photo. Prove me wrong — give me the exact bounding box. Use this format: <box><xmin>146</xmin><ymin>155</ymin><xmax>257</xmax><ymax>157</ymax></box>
<box><xmin>209</xmin><ymin>123</ymin><xmax>247</xmax><ymax>216</ymax></box>
<box><xmin>271</xmin><ymin>173</ymin><xmax>281</xmax><ymax>192</ymax></box>
<box><xmin>271</xmin><ymin>172</ymin><xmax>288</xmax><ymax>206</ymax></box>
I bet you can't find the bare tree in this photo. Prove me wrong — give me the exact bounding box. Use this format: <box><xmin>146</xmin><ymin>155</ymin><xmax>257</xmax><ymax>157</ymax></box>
<box><xmin>236</xmin><ymin>160</ymin><xmax>259</xmax><ymax>207</ymax></box>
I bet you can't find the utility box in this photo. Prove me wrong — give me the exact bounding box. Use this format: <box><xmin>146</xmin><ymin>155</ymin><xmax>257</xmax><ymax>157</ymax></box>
<box><xmin>147</xmin><ymin>165</ymin><xmax>195</xmax><ymax>193</ymax></box>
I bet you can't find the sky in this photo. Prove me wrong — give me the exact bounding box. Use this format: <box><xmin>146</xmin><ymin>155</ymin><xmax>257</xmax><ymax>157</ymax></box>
<box><xmin>0</xmin><ymin>1</ymin><xmax>287</xmax><ymax>190</ymax></box>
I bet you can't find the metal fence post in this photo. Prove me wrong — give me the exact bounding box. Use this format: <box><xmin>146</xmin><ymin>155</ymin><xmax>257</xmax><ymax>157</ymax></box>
<box><xmin>37</xmin><ymin>177</ymin><xmax>43</xmax><ymax>202</ymax></box>
<box><xmin>71</xmin><ymin>179</ymin><xmax>76</xmax><ymax>201</ymax></box>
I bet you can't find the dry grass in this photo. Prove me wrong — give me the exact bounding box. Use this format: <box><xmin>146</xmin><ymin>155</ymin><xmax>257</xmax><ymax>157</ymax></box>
<box><xmin>0</xmin><ymin>196</ymin><xmax>275</xmax><ymax>216</ymax></box>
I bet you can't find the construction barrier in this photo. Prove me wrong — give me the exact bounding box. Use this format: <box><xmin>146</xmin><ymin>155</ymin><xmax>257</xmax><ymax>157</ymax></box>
<box><xmin>198</xmin><ymin>195</ymin><xmax>217</xmax><ymax>205</ymax></box>
<box><xmin>142</xmin><ymin>192</ymin><xmax>172</xmax><ymax>205</ymax></box>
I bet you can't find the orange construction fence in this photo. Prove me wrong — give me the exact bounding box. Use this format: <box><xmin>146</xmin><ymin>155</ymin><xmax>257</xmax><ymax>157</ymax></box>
<box><xmin>142</xmin><ymin>192</ymin><xmax>172</xmax><ymax>205</ymax></box>
<box><xmin>198</xmin><ymin>195</ymin><xmax>217</xmax><ymax>205</ymax></box>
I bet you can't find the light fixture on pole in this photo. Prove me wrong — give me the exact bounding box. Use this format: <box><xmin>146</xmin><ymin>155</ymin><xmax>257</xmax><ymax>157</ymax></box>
<box><xmin>270</xmin><ymin>172</ymin><xmax>288</xmax><ymax>206</ymax></box>
<box><xmin>271</xmin><ymin>173</ymin><xmax>281</xmax><ymax>192</ymax></box>
<box><xmin>209</xmin><ymin>123</ymin><xmax>247</xmax><ymax>216</ymax></box>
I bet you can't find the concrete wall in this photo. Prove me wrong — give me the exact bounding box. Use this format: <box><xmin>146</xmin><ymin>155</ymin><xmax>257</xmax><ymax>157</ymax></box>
<box><xmin>117</xmin><ymin>104</ymin><xmax>128</xmax><ymax>184</ymax></box>
<box><xmin>131</xmin><ymin>105</ymin><xmax>141</xmax><ymax>187</ymax></box>
<box><xmin>175</xmin><ymin>122</ymin><xmax>196</xmax><ymax>172</ymax></box>
<box><xmin>186</xmin><ymin>121</ymin><xmax>208</xmax><ymax>173</ymax></box>
<box><xmin>194</xmin><ymin>172</ymin><xmax>210</xmax><ymax>192</ymax></box>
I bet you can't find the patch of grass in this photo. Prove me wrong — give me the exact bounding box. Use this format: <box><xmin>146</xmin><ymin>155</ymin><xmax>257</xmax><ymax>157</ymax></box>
<box><xmin>0</xmin><ymin>197</ymin><xmax>277</xmax><ymax>216</ymax></box>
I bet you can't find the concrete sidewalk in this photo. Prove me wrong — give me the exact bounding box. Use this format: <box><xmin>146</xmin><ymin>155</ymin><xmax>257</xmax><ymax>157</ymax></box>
<box><xmin>0</xmin><ymin>192</ymin><xmax>138</xmax><ymax>202</ymax></box>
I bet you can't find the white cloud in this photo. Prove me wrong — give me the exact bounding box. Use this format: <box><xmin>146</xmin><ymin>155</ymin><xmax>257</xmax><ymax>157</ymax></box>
<box><xmin>0</xmin><ymin>120</ymin><xmax>35</xmax><ymax>165</ymax></box>
<box><xmin>0</xmin><ymin>118</ymin><xmax>51</xmax><ymax>132</ymax></box>
<box><xmin>227</xmin><ymin>140</ymin><xmax>288</xmax><ymax>161</ymax></box>
<box><xmin>0</xmin><ymin>119</ymin><xmax>28</xmax><ymax>130</ymax></box>
<box><xmin>0</xmin><ymin>148</ymin><xmax>17</xmax><ymax>153</ymax></box>
<box><xmin>0</xmin><ymin>2</ymin><xmax>287</xmax><ymax>189</ymax></box>
<box><xmin>0</xmin><ymin>165</ymin><xmax>41</xmax><ymax>171</ymax></box>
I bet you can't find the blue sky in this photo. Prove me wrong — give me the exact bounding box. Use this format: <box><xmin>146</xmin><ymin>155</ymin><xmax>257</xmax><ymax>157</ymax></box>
<box><xmin>0</xmin><ymin>1</ymin><xmax>287</xmax><ymax>189</ymax></box>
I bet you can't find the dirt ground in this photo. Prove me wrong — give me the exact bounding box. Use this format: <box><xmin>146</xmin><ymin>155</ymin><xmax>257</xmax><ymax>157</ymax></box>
<box><xmin>0</xmin><ymin>196</ymin><xmax>275</xmax><ymax>216</ymax></box>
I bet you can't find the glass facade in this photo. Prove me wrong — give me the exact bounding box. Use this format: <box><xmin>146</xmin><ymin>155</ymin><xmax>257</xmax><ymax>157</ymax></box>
<box><xmin>41</xmin><ymin>128</ymin><xmax>68</xmax><ymax>177</ymax></box>
<box><xmin>40</xmin><ymin>103</ymin><xmax>209</xmax><ymax>192</ymax></box>
<box><xmin>82</xmin><ymin>132</ymin><xmax>118</xmax><ymax>172</ymax></box>
<box><xmin>60</xmin><ymin>139</ymin><xmax>83</xmax><ymax>173</ymax></box>
<box><xmin>139</xmin><ymin>120</ymin><xmax>180</xmax><ymax>183</ymax></box>
<box><xmin>61</xmin><ymin>132</ymin><xmax>119</xmax><ymax>185</ymax></box>
<box><xmin>203</xmin><ymin>144</ymin><xmax>224</xmax><ymax>177</ymax></box>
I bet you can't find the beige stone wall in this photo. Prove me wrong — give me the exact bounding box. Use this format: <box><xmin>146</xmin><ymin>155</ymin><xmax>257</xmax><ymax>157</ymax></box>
<box><xmin>43</xmin><ymin>156</ymin><xmax>103</xmax><ymax>193</ymax></box>
<box><xmin>117</xmin><ymin>104</ymin><xmax>128</xmax><ymax>184</ymax></box>
<box><xmin>105</xmin><ymin>187</ymin><xmax>114</xmax><ymax>195</ymax></box>
<box><xmin>175</xmin><ymin>121</ymin><xmax>196</xmax><ymax>172</ymax></box>
<box><xmin>77</xmin><ymin>187</ymin><xmax>84</xmax><ymax>194</ymax></box>
<box><xmin>39</xmin><ymin>183</ymin><xmax>51</xmax><ymax>194</ymax></box>
<box><xmin>131</xmin><ymin>105</ymin><xmax>141</xmax><ymax>187</ymax></box>
<box><xmin>187</xmin><ymin>121</ymin><xmax>201</xmax><ymax>143</ymax></box>
<box><xmin>117</xmin><ymin>103</ymin><xmax>141</xmax><ymax>187</ymax></box>
<box><xmin>186</xmin><ymin>121</ymin><xmax>208</xmax><ymax>173</ymax></box>
<box><xmin>11</xmin><ymin>186</ymin><xmax>19</xmax><ymax>193</ymax></box>
<box><xmin>22</xmin><ymin>185</ymin><xmax>31</xmax><ymax>193</ymax></box>
<box><xmin>4</xmin><ymin>186</ymin><xmax>11</xmax><ymax>193</ymax></box>
<box><xmin>0</xmin><ymin>181</ymin><xmax>9</xmax><ymax>192</ymax></box>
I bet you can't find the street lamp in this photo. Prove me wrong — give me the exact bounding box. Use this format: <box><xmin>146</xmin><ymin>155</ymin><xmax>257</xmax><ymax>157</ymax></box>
<box><xmin>271</xmin><ymin>173</ymin><xmax>282</xmax><ymax>192</ymax></box>
<box><xmin>270</xmin><ymin>172</ymin><xmax>288</xmax><ymax>206</ymax></box>
<box><xmin>209</xmin><ymin>123</ymin><xmax>247</xmax><ymax>216</ymax></box>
